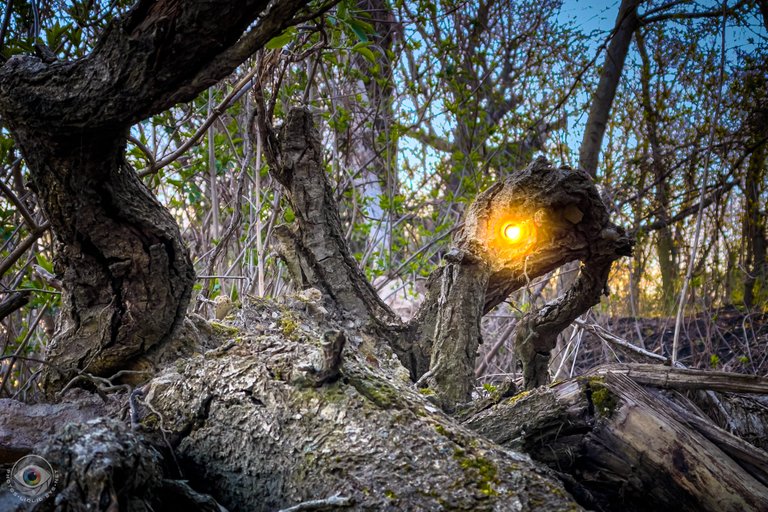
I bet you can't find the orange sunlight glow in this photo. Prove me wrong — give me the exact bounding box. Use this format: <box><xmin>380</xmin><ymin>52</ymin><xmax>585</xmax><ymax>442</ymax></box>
<box><xmin>503</xmin><ymin>223</ymin><xmax>523</xmax><ymax>243</ymax></box>
<box><xmin>483</xmin><ymin>210</ymin><xmax>538</xmax><ymax>264</ymax></box>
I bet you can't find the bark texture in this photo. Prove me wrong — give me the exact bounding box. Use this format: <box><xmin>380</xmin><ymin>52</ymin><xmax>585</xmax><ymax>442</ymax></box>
<box><xmin>268</xmin><ymin>110</ymin><xmax>399</xmax><ymax>329</ymax></box>
<box><xmin>514</xmin><ymin>257</ymin><xmax>616</xmax><ymax>389</ymax></box>
<box><xmin>144</xmin><ymin>301</ymin><xmax>579</xmax><ymax>511</ymax></box>
<box><xmin>23</xmin><ymin>133</ymin><xmax>195</xmax><ymax>391</ymax></box>
<box><xmin>3</xmin><ymin>308</ymin><xmax>766</xmax><ymax>511</ymax></box>
<box><xmin>0</xmin><ymin>300</ymin><xmax>582</xmax><ymax>512</ymax></box>
<box><xmin>0</xmin><ymin>0</ymin><xmax>310</xmax><ymax>390</ymax></box>
<box><xmin>0</xmin><ymin>393</ymin><xmax>111</xmax><ymax>464</ymax></box>
<box><xmin>0</xmin><ymin>417</ymin><xmax>229</xmax><ymax>512</ymax></box>
<box><xmin>466</xmin><ymin>366</ymin><xmax>768</xmax><ymax>512</ymax></box>
<box><xmin>418</xmin><ymin>157</ymin><xmax>632</xmax><ymax>398</ymax></box>
<box><xmin>267</xmin><ymin>109</ymin><xmax>631</xmax><ymax>407</ymax></box>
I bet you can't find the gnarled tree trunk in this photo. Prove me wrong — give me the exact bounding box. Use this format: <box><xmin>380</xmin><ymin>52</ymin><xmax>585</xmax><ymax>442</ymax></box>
<box><xmin>267</xmin><ymin>108</ymin><xmax>632</xmax><ymax>406</ymax></box>
<box><xmin>1</xmin><ymin>2</ymin><xmax>765</xmax><ymax>512</ymax></box>
<box><xmin>0</xmin><ymin>0</ymin><xmax>310</xmax><ymax>390</ymax></box>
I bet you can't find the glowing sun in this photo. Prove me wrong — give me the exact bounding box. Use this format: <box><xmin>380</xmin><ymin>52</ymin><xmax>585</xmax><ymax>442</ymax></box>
<box><xmin>503</xmin><ymin>223</ymin><xmax>523</xmax><ymax>243</ymax></box>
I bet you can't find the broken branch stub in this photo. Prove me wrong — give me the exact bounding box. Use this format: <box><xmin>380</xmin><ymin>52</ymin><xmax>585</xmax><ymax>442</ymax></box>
<box><xmin>422</xmin><ymin>157</ymin><xmax>632</xmax><ymax>406</ymax></box>
<box><xmin>456</xmin><ymin>156</ymin><xmax>631</xmax><ymax>310</ymax></box>
<box><xmin>264</xmin><ymin>109</ymin><xmax>630</xmax><ymax>406</ymax></box>
<box><xmin>268</xmin><ymin>109</ymin><xmax>398</xmax><ymax>328</ymax></box>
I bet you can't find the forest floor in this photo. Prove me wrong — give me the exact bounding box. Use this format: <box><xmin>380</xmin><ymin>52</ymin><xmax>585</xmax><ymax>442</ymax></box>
<box><xmin>584</xmin><ymin>306</ymin><xmax>768</xmax><ymax>375</ymax></box>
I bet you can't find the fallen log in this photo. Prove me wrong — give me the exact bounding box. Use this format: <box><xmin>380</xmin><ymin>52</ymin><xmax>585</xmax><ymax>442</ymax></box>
<box><xmin>465</xmin><ymin>366</ymin><xmax>768</xmax><ymax>512</ymax></box>
<box><xmin>0</xmin><ymin>299</ymin><xmax>582</xmax><ymax>511</ymax></box>
<box><xmin>2</xmin><ymin>306</ymin><xmax>768</xmax><ymax>511</ymax></box>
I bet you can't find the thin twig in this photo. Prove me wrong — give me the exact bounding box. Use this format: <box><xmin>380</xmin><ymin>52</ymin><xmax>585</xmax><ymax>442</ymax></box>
<box><xmin>137</xmin><ymin>64</ymin><xmax>263</xmax><ymax>178</ymax></box>
<box><xmin>0</xmin><ymin>300</ymin><xmax>48</xmax><ymax>396</ymax></box>
<box><xmin>672</xmin><ymin>2</ymin><xmax>728</xmax><ymax>365</ymax></box>
<box><xmin>126</xmin><ymin>134</ymin><xmax>157</xmax><ymax>169</ymax></box>
<box><xmin>0</xmin><ymin>179</ymin><xmax>37</xmax><ymax>229</ymax></box>
<box><xmin>575</xmin><ymin>319</ymin><xmax>668</xmax><ymax>363</ymax></box>
<box><xmin>0</xmin><ymin>223</ymin><xmax>50</xmax><ymax>278</ymax></box>
<box><xmin>0</xmin><ymin>0</ymin><xmax>13</xmax><ymax>55</ymax></box>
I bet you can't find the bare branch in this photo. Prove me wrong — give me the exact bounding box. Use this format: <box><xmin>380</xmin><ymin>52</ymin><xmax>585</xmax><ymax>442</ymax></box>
<box><xmin>0</xmin><ymin>223</ymin><xmax>49</xmax><ymax>278</ymax></box>
<box><xmin>641</xmin><ymin>0</ymin><xmax>749</xmax><ymax>24</ymax></box>
<box><xmin>0</xmin><ymin>179</ymin><xmax>37</xmax><ymax>229</ymax></box>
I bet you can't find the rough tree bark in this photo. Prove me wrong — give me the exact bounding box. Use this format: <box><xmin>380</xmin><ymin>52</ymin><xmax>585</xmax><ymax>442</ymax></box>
<box><xmin>1</xmin><ymin>299</ymin><xmax>582</xmax><ymax>511</ymax></box>
<box><xmin>1</xmin><ymin>110</ymin><xmax>764</xmax><ymax>512</ymax></box>
<box><xmin>267</xmin><ymin>108</ymin><xmax>632</xmax><ymax>407</ymax></box>
<box><xmin>467</xmin><ymin>366</ymin><xmax>768</xmax><ymax>512</ymax></box>
<box><xmin>0</xmin><ymin>0</ymin><xmax>311</xmax><ymax>390</ymax></box>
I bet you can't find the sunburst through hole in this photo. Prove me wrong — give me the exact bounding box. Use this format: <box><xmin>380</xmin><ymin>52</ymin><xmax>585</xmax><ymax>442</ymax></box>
<box><xmin>503</xmin><ymin>223</ymin><xmax>523</xmax><ymax>243</ymax></box>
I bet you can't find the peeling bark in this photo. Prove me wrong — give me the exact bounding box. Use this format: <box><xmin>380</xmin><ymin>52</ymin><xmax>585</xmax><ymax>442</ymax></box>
<box><xmin>466</xmin><ymin>367</ymin><xmax>768</xmax><ymax>512</ymax></box>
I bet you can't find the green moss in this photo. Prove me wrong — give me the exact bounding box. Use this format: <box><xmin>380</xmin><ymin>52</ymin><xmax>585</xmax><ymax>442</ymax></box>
<box><xmin>141</xmin><ymin>414</ymin><xmax>159</xmax><ymax>429</ymax></box>
<box><xmin>209</xmin><ymin>321</ymin><xmax>240</xmax><ymax>336</ymax></box>
<box><xmin>418</xmin><ymin>387</ymin><xmax>435</xmax><ymax>396</ymax></box>
<box><xmin>435</xmin><ymin>424</ymin><xmax>449</xmax><ymax>436</ymax></box>
<box><xmin>589</xmin><ymin>378</ymin><xmax>619</xmax><ymax>417</ymax></box>
<box><xmin>349</xmin><ymin>375</ymin><xmax>399</xmax><ymax>408</ymax></box>
<box><xmin>322</xmin><ymin>385</ymin><xmax>347</xmax><ymax>403</ymax></box>
<box><xmin>453</xmin><ymin>449</ymin><xmax>499</xmax><ymax>497</ymax></box>
<box><xmin>504</xmin><ymin>389</ymin><xmax>532</xmax><ymax>405</ymax></box>
<box><xmin>384</xmin><ymin>489</ymin><xmax>398</xmax><ymax>500</ymax></box>
<box><xmin>279</xmin><ymin>316</ymin><xmax>299</xmax><ymax>339</ymax></box>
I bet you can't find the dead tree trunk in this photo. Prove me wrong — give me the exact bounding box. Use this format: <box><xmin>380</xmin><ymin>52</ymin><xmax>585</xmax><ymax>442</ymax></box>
<box><xmin>0</xmin><ymin>299</ymin><xmax>581</xmax><ymax>512</ymax></box>
<box><xmin>0</xmin><ymin>0</ymin><xmax>311</xmax><ymax>390</ymax></box>
<box><xmin>466</xmin><ymin>365</ymin><xmax>768</xmax><ymax>512</ymax></box>
<box><xmin>265</xmin><ymin>108</ymin><xmax>632</xmax><ymax>407</ymax></box>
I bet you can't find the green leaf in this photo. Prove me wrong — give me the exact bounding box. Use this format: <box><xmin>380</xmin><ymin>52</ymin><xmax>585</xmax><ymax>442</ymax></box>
<box><xmin>265</xmin><ymin>27</ymin><xmax>296</xmax><ymax>49</ymax></box>
<box><xmin>347</xmin><ymin>18</ymin><xmax>373</xmax><ymax>42</ymax></box>
<box><xmin>36</xmin><ymin>254</ymin><xmax>54</xmax><ymax>273</ymax></box>
<box><xmin>352</xmin><ymin>42</ymin><xmax>376</xmax><ymax>64</ymax></box>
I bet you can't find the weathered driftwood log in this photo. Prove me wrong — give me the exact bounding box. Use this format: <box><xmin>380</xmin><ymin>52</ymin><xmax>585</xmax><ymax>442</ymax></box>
<box><xmin>0</xmin><ymin>299</ymin><xmax>582</xmax><ymax>511</ymax></box>
<box><xmin>465</xmin><ymin>365</ymin><xmax>768</xmax><ymax>512</ymax></box>
<box><xmin>264</xmin><ymin>108</ymin><xmax>632</xmax><ymax>409</ymax></box>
